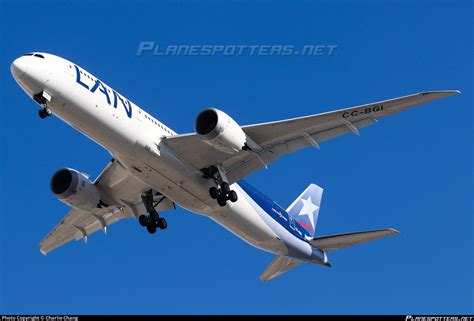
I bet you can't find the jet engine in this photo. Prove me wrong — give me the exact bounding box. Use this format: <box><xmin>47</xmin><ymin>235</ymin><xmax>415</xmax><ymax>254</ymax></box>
<box><xmin>195</xmin><ymin>108</ymin><xmax>247</xmax><ymax>154</ymax></box>
<box><xmin>50</xmin><ymin>168</ymin><xmax>100</xmax><ymax>211</ymax></box>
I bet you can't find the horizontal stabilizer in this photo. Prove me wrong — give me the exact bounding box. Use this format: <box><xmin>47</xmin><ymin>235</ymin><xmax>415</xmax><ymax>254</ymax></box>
<box><xmin>308</xmin><ymin>228</ymin><xmax>399</xmax><ymax>253</ymax></box>
<box><xmin>260</xmin><ymin>256</ymin><xmax>301</xmax><ymax>282</ymax></box>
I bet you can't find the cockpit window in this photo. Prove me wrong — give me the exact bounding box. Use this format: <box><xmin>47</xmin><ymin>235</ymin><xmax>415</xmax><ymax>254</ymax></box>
<box><xmin>22</xmin><ymin>53</ymin><xmax>45</xmax><ymax>58</ymax></box>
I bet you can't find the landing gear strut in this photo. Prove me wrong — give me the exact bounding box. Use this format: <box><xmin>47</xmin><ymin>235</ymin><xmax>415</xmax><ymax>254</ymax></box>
<box><xmin>34</xmin><ymin>91</ymin><xmax>52</xmax><ymax>119</ymax></box>
<box><xmin>202</xmin><ymin>165</ymin><xmax>238</xmax><ymax>207</ymax></box>
<box><xmin>138</xmin><ymin>189</ymin><xmax>168</xmax><ymax>234</ymax></box>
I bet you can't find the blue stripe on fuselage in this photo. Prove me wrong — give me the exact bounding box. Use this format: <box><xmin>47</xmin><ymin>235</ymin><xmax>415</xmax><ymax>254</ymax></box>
<box><xmin>237</xmin><ymin>180</ymin><xmax>311</xmax><ymax>242</ymax></box>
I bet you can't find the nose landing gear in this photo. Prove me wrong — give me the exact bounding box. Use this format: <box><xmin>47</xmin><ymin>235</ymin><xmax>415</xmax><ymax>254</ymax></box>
<box><xmin>203</xmin><ymin>165</ymin><xmax>238</xmax><ymax>207</ymax></box>
<box><xmin>38</xmin><ymin>107</ymin><xmax>52</xmax><ymax>119</ymax></box>
<box><xmin>34</xmin><ymin>91</ymin><xmax>52</xmax><ymax>119</ymax></box>
<box><xmin>138</xmin><ymin>190</ymin><xmax>168</xmax><ymax>234</ymax></box>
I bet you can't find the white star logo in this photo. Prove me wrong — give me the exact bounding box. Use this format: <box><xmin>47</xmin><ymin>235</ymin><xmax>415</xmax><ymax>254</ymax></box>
<box><xmin>298</xmin><ymin>196</ymin><xmax>319</xmax><ymax>230</ymax></box>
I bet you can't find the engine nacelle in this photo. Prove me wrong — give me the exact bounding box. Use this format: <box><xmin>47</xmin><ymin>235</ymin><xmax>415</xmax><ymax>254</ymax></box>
<box><xmin>195</xmin><ymin>108</ymin><xmax>247</xmax><ymax>154</ymax></box>
<box><xmin>50</xmin><ymin>168</ymin><xmax>100</xmax><ymax>211</ymax></box>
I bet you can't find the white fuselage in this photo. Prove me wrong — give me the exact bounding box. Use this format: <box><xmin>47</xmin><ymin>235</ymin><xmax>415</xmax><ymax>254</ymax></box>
<box><xmin>11</xmin><ymin>52</ymin><xmax>325</xmax><ymax>264</ymax></box>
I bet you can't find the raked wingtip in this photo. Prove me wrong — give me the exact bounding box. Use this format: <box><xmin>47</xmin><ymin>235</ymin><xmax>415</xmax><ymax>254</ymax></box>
<box><xmin>420</xmin><ymin>90</ymin><xmax>461</xmax><ymax>96</ymax></box>
<box><xmin>445</xmin><ymin>90</ymin><xmax>461</xmax><ymax>95</ymax></box>
<box><xmin>39</xmin><ymin>245</ymin><xmax>48</xmax><ymax>256</ymax></box>
<box><xmin>387</xmin><ymin>228</ymin><xmax>400</xmax><ymax>235</ymax></box>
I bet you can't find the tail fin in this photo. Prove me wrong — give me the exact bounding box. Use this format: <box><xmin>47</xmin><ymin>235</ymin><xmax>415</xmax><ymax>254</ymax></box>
<box><xmin>286</xmin><ymin>184</ymin><xmax>323</xmax><ymax>236</ymax></box>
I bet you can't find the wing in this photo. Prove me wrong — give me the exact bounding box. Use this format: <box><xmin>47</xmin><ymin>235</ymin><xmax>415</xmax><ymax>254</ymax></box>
<box><xmin>163</xmin><ymin>91</ymin><xmax>460</xmax><ymax>183</ymax></box>
<box><xmin>260</xmin><ymin>255</ymin><xmax>301</xmax><ymax>282</ymax></box>
<box><xmin>308</xmin><ymin>228</ymin><xmax>399</xmax><ymax>253</ymax></box>
<box><xmin>39</xmin><ymin>159</ymin><xmax>175</xmax><ymax>255</ymax></box>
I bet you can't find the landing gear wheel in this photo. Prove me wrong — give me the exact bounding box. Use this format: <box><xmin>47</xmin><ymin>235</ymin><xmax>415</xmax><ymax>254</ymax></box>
<box><xmin>139</xmin><ymin>190</ymin><xmax>168</xmax><ymax>233</ymax></box>
<box><xmin>202</xmin><ymin>165</ymin><xmax>234</xmax><ymax>207</ymax></box>
<box><xmin>158</xmin><ymin>217</ymin><xmax>167</xmax><ymax>229</ymax></box>
<box><xmin>44</xmin><ymin>107</ymin><xmax>52</xmax><ymax>116</ymax></box>
<box><xmin>209</xmin><ymin>186</ymin><xmax>219</xmax><ymax>199</ymax></box>
<box><xmin>228</xmin><ymin>190</ymin><xmax>238</xmax><ymax>203</ymax></box>
<box><xmin>146</xmin><ymin>224</ymin><xmax>157</xmax><ymax>234</ymax></box>
<box><xmin>217</xmin><ymin>196</ymin><xmax>227</xmax><ymax>207</ymax></box>
<box><xmin>149</xmin><ymin>210</ymin><xmax>159</xmax><ymax>222</ymax></box>
<box><xmin>38</xmin><ymin>109</ymin><xmax>47</xmax><ymax>119</ymax></box>
<box><xmin>221</xmin><ymin>182</ymin><xmax>231</xmax><ymax>194</ymax></box>
<box><xmin>138</xmin><ymin>215</ymin><xmax>149</xmax><ymax>227</ymax></box>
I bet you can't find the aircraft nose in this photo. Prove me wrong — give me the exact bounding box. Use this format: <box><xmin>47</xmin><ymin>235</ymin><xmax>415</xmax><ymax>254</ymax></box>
<box><xmin>10</xmin><ymin>56</ymin><xmax>30</xmax><ymax>80</ymax></box>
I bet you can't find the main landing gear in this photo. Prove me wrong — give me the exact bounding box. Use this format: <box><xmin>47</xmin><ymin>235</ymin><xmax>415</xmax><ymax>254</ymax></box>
<box><xmin>138</xmin><ymin>190</ymin><xmax>167</xmax><ymax>234</ymax></box>
<box><xmin>202</xmin><ymin>165</ymin><xmax>238</xmax><ymax>207</ymax></box>
<box><xmin>34</xmin><ymin>91</ymin><xmax>52</xmax><ymax>119</ymax></box>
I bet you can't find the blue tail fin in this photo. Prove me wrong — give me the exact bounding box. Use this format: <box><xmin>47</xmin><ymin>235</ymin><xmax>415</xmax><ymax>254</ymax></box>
<box><xmin>286</xmin><ymin>184</ymin><xmax>323</xmax><ymax>236</ymax></box>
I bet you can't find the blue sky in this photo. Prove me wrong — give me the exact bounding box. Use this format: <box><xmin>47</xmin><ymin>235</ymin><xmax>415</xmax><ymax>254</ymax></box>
<box><xmin>0</xmin><ymin>0</ymin><xmax>472</xmax><ymax>315</ymax></box>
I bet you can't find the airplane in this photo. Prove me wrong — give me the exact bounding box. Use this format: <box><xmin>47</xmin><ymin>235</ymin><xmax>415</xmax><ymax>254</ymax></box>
<box><xmin>10</xmin><ymin>52</ymin><xmax>460</xmax><ymax>282</ymax></box>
